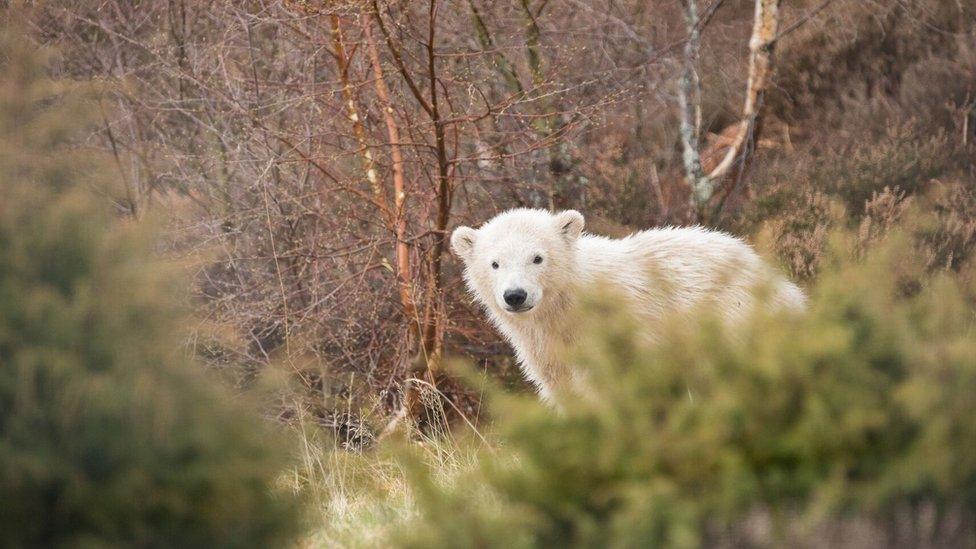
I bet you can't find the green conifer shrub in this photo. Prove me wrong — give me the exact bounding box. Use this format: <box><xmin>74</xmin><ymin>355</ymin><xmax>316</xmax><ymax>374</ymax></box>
<box><xmin>381</xmin><ymin>231</ymin><xmax>976</xmax><ymax>548</ymax></box>
<box><xmin>0</xmin><ymin>28</ymin><xmax>303</xmax><ymax>547</ymax></box>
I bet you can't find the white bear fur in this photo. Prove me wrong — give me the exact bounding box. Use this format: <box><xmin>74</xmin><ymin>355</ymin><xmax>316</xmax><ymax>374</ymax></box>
<box><xmin>451</xmin><ymin>208</ymin><xmax>805</xmax><ymax>402</ymax></box>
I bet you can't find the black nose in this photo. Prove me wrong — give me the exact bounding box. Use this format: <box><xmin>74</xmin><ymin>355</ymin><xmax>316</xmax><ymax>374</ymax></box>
<box><xmin>503</xmin><ymin>288</ymin><xmax>527</xmax><ymax>308</ymax></box>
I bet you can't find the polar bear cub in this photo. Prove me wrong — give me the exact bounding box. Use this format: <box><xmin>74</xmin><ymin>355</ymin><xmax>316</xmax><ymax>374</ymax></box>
<box><xmin>451</xmin><ymin>208</ymin><xmax>805</xmax><ymax>402</ymax></box>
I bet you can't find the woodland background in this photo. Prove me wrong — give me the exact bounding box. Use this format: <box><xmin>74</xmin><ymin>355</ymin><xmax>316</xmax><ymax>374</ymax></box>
<box><xmin>24</xmin><ymin>0</ymin><xmax>976</xmax><ymax>437</ymax></box>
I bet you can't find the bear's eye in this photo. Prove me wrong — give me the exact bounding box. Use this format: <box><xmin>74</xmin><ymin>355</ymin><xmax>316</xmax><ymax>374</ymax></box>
<box><xmin>491</xmin><ymin>261</ymin><xmax>499</xmax><ymax>270</ymax></box>
<box><xmin>533</xmin><ymin>255</ymin><xmax>543</xmax><ymax>264</ymax></box>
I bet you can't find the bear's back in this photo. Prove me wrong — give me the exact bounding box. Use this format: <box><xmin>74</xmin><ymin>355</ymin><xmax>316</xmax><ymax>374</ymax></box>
<box><xmin>575</xmin><ymin>226</ymin><xmax>802</xmax><ymax>322</ymax></box>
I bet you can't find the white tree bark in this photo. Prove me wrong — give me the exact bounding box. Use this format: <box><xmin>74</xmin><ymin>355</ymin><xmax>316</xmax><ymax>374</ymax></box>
<box><xmin>677</xmin><ymin>0</ymin><xmax>782</xmax><ymax>217</ymax></box>
<box><xmin>678</xmin><ymin>0</ymin><xmax>710</xmax><ymax>211</ymax></box>
<box><xmin>707</xmin><ymin>0</ymin><xmax>780</xmax><ymax>181</ymax></box>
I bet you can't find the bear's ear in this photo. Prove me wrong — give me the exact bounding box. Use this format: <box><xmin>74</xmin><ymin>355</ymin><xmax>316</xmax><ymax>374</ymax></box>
<box><xmin>451</xmin><ymin>226</ymin><xmax>478</xmax><ymax>261</ymax></box>
<box><xmin>555</xmin><ymin>210</ymin><xmax>584</xmax><ymax>241</ymax></box>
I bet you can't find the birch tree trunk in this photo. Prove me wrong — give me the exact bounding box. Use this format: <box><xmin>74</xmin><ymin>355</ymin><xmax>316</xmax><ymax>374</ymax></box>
<box><xmin>678</xmin><ymin>0</ymin><xmax>708</xmax><ymax>213</ymax></box>
<box><xmin>677</xmin><ymin>0</ymin><xmax>781</xmax><ymax>221</ymax></box>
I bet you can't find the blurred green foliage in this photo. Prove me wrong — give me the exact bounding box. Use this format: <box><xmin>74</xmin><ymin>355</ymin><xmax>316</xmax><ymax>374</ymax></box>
<box><xmin>383</xmin><ymin>231</ymin><xmax>976</xmax><ymax>548</ymax></box>
<box><xmin>0</xmin><ymin>28</ymin><xmax>303</xmax><ymax>547</ymax></box>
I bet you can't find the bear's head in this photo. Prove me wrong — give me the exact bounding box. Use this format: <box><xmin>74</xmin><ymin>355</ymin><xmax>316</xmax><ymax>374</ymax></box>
<box><xmin>451</xmin><ymin>209</ymin><xmax>584</xmax><ymax>318</ymax></box>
